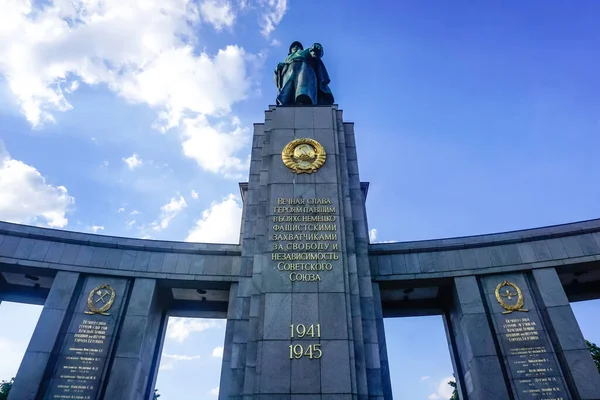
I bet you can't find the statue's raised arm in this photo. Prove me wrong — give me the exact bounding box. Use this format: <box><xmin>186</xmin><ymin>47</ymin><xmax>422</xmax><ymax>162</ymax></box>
<box><xmin>274</xmin><ymin>41</ymin><xmax>334</xmax><ymax>106</ymax></box>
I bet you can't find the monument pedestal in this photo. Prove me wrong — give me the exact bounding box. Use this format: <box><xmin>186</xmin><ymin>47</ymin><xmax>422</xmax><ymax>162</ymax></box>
<box><xmin>219</xmin><ymin>105</ymin><xmax>391</xmax><ymax>399</ymax></box>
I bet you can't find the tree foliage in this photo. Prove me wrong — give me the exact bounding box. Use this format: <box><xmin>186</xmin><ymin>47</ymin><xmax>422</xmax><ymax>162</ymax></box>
<box><xmin>447</xmin><ymin>376</ymin><xmax>458</xmax><ymax>400</ymax></box>
<box><xmin>0</xmin><ymin>378</ymin><xmax>14</xmax><ymax>400</ymax></box>
<box><xmin>587</xmin><ymin>340</ymin><xmax>600</xmax><ymax>374</ymax></box>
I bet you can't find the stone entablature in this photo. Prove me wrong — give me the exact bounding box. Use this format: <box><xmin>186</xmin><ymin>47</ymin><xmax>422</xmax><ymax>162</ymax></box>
<box><xmin>0</xmin><ymin>221</ymin><xmax>241</xmax><ymax>280</ymax></box>
<box><xmin>370</xmin><ymin>218</ymin><xmax>600</xmax><ymax>280</ymax></box>
<box><xmin>3</xmin><ymin>216</ymin><xmax>600</xmax><ymax>282</ymax></box>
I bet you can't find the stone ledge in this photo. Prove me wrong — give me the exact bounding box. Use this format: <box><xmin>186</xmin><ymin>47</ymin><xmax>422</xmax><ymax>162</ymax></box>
<box><xmin>369</xmin><ymin>218</ymin><xmax>600</xmax><ymax>254</ymax></box>
<box><xmin>0</xmin><ymin>221</ymin><xmax>241</xmax><ymax>255</ymax></box>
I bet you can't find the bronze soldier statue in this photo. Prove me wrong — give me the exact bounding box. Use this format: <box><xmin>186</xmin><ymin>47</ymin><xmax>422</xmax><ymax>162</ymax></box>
<box><xmin>274</xmin><ymin>41</ymin><xmax>334</xmax><ymax>106</ymax></box>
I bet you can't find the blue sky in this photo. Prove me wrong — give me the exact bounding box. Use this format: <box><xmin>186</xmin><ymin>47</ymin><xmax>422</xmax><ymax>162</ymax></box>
<box><xmin>1</xmin><ymin>0</ymin><xmax>600</xmax><ymax>398</ymax></box>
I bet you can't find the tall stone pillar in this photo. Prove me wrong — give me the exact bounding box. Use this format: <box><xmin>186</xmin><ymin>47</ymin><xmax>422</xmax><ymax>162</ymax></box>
<box><xmin>530</xmin><ymin>268</ymin><xmax>600</xmax><ymax>399</ymax></box>
<box><xmin>448</xmin><ymin>270</ymin><xmax>600</xmax><ymax>400</ymax></box>
<box><xmin>9</xmin><ymin>271</ymin><xmax>81</xmax><ymax>400</ymax></box>
<box><xmin>372</xmin><ymin>282</ymin><xmax>393</xmax><ymax>398</ymax></box>
<box><xmin>480</xmin><ymin>272</ymin><xmax>573</xmax><ymax>399</ymax></box>
<box><xmin>103</xmin><ymin>278</ymin><xmax>165</xmax><ymax>400</ymax></box>
<box><xmin>445</xmin><ymin>276</ymin><xmax>511</xmax><ymax>400</ymax></box>
<box><xmin>10</xmin><ymin>274</ymin><xmax>165</xmax><ymax>400</ymax></box>
<box><xmin>41</xmin><ymin>275</ymin><xmax>132</xmax><ymax>400</ymax></box>
<box><xmin>219</xmin><ymin>106</ymin><xmax>390</xmax><ymax>399</ymax></box>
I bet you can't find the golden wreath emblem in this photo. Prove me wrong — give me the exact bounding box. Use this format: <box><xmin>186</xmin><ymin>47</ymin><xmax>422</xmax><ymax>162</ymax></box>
<box><xmin>281</xmin><ymin>138</ymin><xmax>326</xmax><ymax>174</ymax></box>
<box><xmin>495</xmin><ymin>280</ymin><xmax>528</xmax><ymax>314</ymax></box>
<box><xmin>85</xmin><ymin>284</ymin><xmax>116</xmax><ymax>316</ymax></box>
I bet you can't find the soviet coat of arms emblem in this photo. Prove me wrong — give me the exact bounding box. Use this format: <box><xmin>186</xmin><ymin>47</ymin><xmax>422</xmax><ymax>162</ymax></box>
<box><xmin>281</xmin><ymin>138</ymin><xmax>326</xmax><ymax>174</ymax></box>
<box><xmin>85</xmin><ymin>284</ymin><xmax>116</xmax><ymax>316</ymax></box>
<box><xmin>495</xmin><ymin>280</ymin><xmax>528</xmax><ymax>314</ymax></box>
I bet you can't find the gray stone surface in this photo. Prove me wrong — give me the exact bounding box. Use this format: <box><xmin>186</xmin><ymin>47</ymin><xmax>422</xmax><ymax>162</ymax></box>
<box><xmin>481</xmin><ymin>272</ymin><xmax>578</xmax><ymax>399</ymax></box>
<box><xmin>105</xmin><ymin>278</ymin><xmax>163</xmax><ymax>399</ymax></box>
<box><xmin>467</xmin><ymin>356</ymin><xmax>512</xmax><ymax>400</ymax></box>
<box><xmin>531</xmin><ymin>268</ymin><xmax>569</xmax><ymax>307</ymax></box>
<box><xmin>321</xmin><ymin>340</ymin><xmax>352</xmax><ymax>393</ymax></box>
<box><xmin>512</xmin><ymin>374</ymin><xmax>569</xmax><ymax>400</ymax></box>
<box><xmin>43</xmin><ymin>242</ymin><xmax>66</xmax><ymax>263</ymax></box>
<box><xmin>453</xmin><ymin>276</ymin><xmax>485</xmax><ymax>315</ymax></box>
<box><xmin>319</xmin><ymin>293</ymin><xmax>349</xmax><ymax>340</ymax></box>
<box><xmin>529</xmin><ymin>267</ymin><xmax>600</xmax><ymax>398</ymax></box>
<box><xmin>446</xmin><ymin>276</ymin><xmax>512</xmax><ymax>400</ymax></box>
<box><xmin>260</xmin><ymin>341</ymin><xmax>291</xmax><ymax>393</ymax></box>
<box><xmin>9</xmin><ymin>271</ymin><xmax>81</xmax><ymax>400</ymax></box>
<box><xmin>576</xmin><ymin>233</ymin><xmax>600</xmax><ymax>255</ymax></box>
<box><xmin>263</xmin><ymin>293</ymin><xmax>292</xmax><ymax>339</ymax></box>
<box><xmin>7</xmin><ymin>352</ymin><xmax>50</xmax><ymax>400</ymax></box>
<box><xmin>546</xmin><ymin>306</ymin><xmax>589</xmax><ymax>350</ymax></box>
<box><xmin>0</xmin><ymin>235</ymin><xmax>20</xmax><ymax>257</ymax></box>
<box><xmin>562</xmin><ymin>349</ymin><xmax>600</xmax><ymax>399</ymax></box>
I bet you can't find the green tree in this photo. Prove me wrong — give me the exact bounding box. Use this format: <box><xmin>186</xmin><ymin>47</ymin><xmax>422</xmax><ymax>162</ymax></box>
<box><xmin>447</xmin><ymin>376</ymin><xmax>458</xmax><ymax>400</ymax></box>
<box><xmin>153</xmin><ymin>388</ymin><xmax>161</xmax><ymax>399</ymax></box>
<box><xmin>587</xmin><ymin>340</ymin><xmax>600</xmax><ymax>374</ymax></box>
<box><xmin>0</xmin><ymin>378</ymin><xmax>14</xmax><ymax>400</ymax></box>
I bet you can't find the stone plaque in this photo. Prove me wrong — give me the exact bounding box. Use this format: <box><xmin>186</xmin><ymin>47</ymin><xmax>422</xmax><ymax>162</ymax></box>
<box><xmin>484</xmin><ymin>274</ymin><xmax>570</xmax><ymax>400</ymax></box>
<box><xmin>270</xmin><ymin>196</ymin><xmax>341</xmax><ymax>285</ymax></box>
<box><xmin>44</xmin><ymin>277</ymin><xmax>128</xmax><ymax>400</ymax></box>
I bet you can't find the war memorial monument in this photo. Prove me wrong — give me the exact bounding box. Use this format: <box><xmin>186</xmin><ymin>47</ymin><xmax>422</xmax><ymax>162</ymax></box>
<box><xmin>1</xmin><ymin>41</ymin><xmax>600</xmax><ymax>399</ymax></box>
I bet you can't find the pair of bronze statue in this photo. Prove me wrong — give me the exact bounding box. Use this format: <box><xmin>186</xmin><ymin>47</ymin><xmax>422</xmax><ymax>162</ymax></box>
<box><xmin>274</xmin><ymin>41</ymin><xmax>334</xmax><ymax>106</ymax></box>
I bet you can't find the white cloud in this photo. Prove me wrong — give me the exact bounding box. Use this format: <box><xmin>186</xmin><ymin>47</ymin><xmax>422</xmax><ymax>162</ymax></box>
<box><xmin>164</xmin><ymin>353</ymin><xmax>202</xmax><ymax>361</ymax></box>
<box><xmin>211</xmin><ymin>346</ymin><xmax>224</xmax><ymax>358</ymax></box>
<box><xmin>166</xmin><ymin>318</ymin><xmax>224</xmax><ymax>343</ymax></box>
<box><xmin>159</xmin><ymin>353</ymin><xmax>202</xmax><ymax>370</ymax></box>
<box><xmin>123</xmin><ymin>154</ymin><xmax>143</xmax><ymax>169</ymax></box>
<box><xmin>428</xmin><ymin>376</ymin><xmax>455</xmax><ymax>400</ymax></box>
<box><xmin>0</xmin><ymin>141</ymin><xmax>74</xmax><ymax>228</ymax></box>
<box><xmin>186</xmin><ymin>194</ymin><xmax>242</xmax><ymax>243</ymax></box>
<box><xmin>0</xmin><ymin>0</ymin><xmax>255</xmax><ymax>129</ymax></box>
<box><xmin>181</xmin><ymin>115</ymin><xmax>250</xmax><ymax>176</ymax></box>
<box><xmin>420</xmin><ymin>375</ymin><xmax>431</xmax><ymax>382</ymax></box>
<box><xmin>152</xmin><ymin>195</ymin><xmax>187</xmax><ymax>231</ymax></box>
<box><xmin>90</xmin><ymin>225</ymin><xmax>104</xmax><ymax>233</ymax></box>
<box><xmin>131</xmin><ymin>45</ymin><xmax>252</xmax><ymax>132</ymax></box>
<box><xmin>117</xmin><ymin>207</ymin><xmax>125</xmax><ymax>213</ymax></box>
<box><xmin>0</xmin><ymin>0</ymin><xmax>263</xmax><ymax>177</ymax></box>
<box><xmin>191</xmin><ymin>190</ymin><xmax>199</xmax><ymax>199</ymax></box>
<box><xmin>209</xmin><ymin>386</ymin><xmax>219</xmax><ymax>396</ymax></box>
<box><xmin>200</xmin><ymin>0</ymin><xmax>236</xmax><ymax>30</ymax></box>
<box><xmin>0</xmin><ymin>337</ymin><xmax>30</xmax><ymax>378</ymax></box>
<box><xmin>159</xmin><ymin>362</ymin><xmax>174</xmax><ymax>371</ymax></box>
<box><xmin>369</xmin><ymin>228</ymin><xmax>377</xmax><ymax>242</ymax></box>
<box><xmin>270</xmin><ymin>38</ymin><xmax>281</xmax><ymax>47</ymax></box>
<box><xmin>259</xmin><ymin>0</ymin><xmax>287</xmax><ymax>37</ymax></box>
<box><xmin>369</xmin><ymin>228</ymin><xmax>397</xmax><ymax>243</ymax></box>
